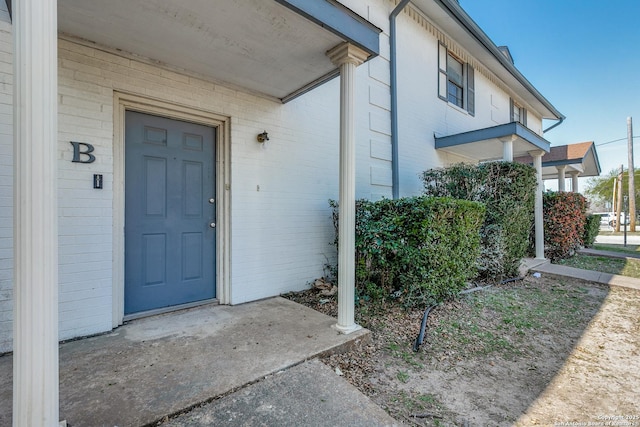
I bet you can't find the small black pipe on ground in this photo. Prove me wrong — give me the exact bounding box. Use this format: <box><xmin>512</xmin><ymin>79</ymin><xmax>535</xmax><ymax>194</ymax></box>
<box><xmin>413</xmin><ymin>305</ymin><xmax>437</xmax><ymax>352</ymax></box>
<box><xmin>413</xmin><ymin>277</ymin><xmax>524</xmax><ymax>352</ymax></box>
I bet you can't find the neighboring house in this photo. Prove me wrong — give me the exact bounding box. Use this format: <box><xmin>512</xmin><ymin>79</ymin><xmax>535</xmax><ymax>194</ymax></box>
<box><xmin>2</xmin><ymin>0</ymin><xmax>564</xmax><ymax>421</ymax></box>
<box><xmin>515</xmin><ymin>141</ymin><xmax>602</xmax><ymax>192</ymax></box>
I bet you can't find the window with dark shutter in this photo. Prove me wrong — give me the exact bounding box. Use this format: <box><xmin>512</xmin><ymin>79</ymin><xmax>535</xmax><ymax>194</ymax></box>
<box><xmin>510</xmin><ymin>98</ymin><xmax>527</xmax><ymax>126</ymax></box>
<box><xmin>438</xmin><ymin>43</ymin><xmax>475</xmax><ymax>115</ymax></box>
<box><xmin>466</xmin><ymin>64</ymin><xmax>475</xmax><ymax>116</ymax></box>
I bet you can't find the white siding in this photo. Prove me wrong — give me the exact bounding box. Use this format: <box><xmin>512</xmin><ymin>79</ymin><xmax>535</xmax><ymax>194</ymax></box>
<box><xmin>0</xmin><ymin>14</ymin><xmax>12</xmax><ymax>353</ymax></box>
<box><xmin>394</xmin><ymin>7</ymin><xmax>547</xmax><ymax>197</ymax></box>
<box><xmin>342</xmin><ymin>0</ymin><xmax>395</xmax><ymax>201</ymax></box>
<box><xmin>395</xmin><ymin>11</ymin><xmax>472</xmax><ymax>197</ymax></box>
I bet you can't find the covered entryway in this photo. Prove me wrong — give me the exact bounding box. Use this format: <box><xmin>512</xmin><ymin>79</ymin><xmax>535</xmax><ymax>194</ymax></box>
<box><xmin>125</xmin><ymin>111</ymin><xmax>216</xmax><ymax>314</ymax></box>
<box><xmin>10</xmin><ymin>0</ymin><xmax>381</xmax><ymax>423</ymax></box>
<box><xmin>434</xmin><ymin>121</ymin><xmax>554</xmax><ymax>260</ymax></box>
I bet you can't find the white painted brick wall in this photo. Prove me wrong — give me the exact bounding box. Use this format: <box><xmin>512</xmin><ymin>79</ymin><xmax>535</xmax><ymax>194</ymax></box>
<box><xmin>0</xmin><ymin>16</ymin><xmax>12</xmax><ymax>353</ymax></box>
<box><xmin>54</xmin><ymin>39</ymin><xmax>345</xmax><ymax>329</ymax></box>
<box><xmin>0</xmin><ymin>33</ymin><xmax>346</xmax><ymax>350</ymax></box>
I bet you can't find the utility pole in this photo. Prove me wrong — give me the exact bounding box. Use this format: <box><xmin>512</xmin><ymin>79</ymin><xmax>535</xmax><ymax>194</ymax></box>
<box><xmin>616</xmin><ymin>164</ymin><xmax>623</xmax><ymax>232</ymax></box>
<box><xmin>628</xmin><ymin>117</ymin><xmax>636</xmax><ymax>231</ymax></box>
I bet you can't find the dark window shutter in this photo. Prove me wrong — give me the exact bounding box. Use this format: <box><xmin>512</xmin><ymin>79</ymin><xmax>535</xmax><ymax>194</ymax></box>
<box><xmin>523</xmin><ymin>108</ymin><xmax>528</xmax><ymax>126</ymax></box>
<box><xmin>466</xmin><ymin>64</ymin><xmax>475</xmax><ymax>116</ymax></box>
<box><xmin>438</xmin><ymin>42</ymin><xmax>447</xmax><ymax>101</ymax></box>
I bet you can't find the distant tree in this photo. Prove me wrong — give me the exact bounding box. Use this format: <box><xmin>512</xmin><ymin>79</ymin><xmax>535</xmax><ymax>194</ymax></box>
<box><xmin>585</xmin><ymin>168</ymin><xmax>640</xmax><ymax>210</ymax></box>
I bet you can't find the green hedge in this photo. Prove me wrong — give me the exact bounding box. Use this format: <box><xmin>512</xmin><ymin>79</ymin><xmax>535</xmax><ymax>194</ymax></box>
<box><xmin>583</xmin><ymin>214</ymin><xmax>600</xmax><ymax>248</ymax></box>
<box><xmin>421</xmin><ymin>162</ymin><xmax>536</xmax><ymax>279</ymax></box>
<box><xmin>543</xmin><ymin>191</ymin><xmax>587</xmax><ymax>260</ymax></box>
<box><xmin>331</xmin><ymin>196</ymin><xmax>485</xmax><ymax>308</ymax></box>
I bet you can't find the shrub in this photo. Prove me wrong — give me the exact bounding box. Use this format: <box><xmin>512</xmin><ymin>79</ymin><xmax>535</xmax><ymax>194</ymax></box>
<box><xmin>421</xmin><ymin>162</ymin><xmax>536</xmax><ymax>279</ymax></box>
<box><xmin>582</xmin><ymin>214</ymin><xmax>600</xmax><ymax>248</ymax></box>
<box><xmin>543</xmin><ymin>191</ymin><xmax>587</xmax><ymax>260</ymax></box>
<box><xmin>330</xmin><ymin>197</ymin><xmax>485</xmax><ymax>308</ymax></box>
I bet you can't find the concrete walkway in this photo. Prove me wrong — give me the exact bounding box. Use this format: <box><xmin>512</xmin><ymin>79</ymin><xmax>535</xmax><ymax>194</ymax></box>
<box><xmin>523</xmin><ymin>250</ymin><xmax>640</xmax><ymax>292</ymax></box>
<box><xmin>162</xmin><ymin>359</ymin><xmax>394</xmax><ymax>427</ymax></box>
<box><xmin>0</xmin><ymin>297</ymin><xmax>395</xmax><ymax>427</ymax></box>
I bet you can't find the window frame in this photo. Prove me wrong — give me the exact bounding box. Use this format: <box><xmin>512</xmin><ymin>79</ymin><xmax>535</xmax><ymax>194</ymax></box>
<box><xmin>438</xmin><ymin>42</ymin><xmax>475</xmax><ymax>116</ymax></box>
<box><xmin>446</xmin><ymin>54</ymin><xmax>464</xmax><ymax>108</ymax></box>
<box><xmin>510</xmin><ymin>98</ymin><xmax>527</xmax><ymax>126</ymax></box>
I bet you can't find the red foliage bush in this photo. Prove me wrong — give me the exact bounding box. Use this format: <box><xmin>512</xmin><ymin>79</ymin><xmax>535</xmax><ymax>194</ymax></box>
<box><xmin>543</xmin><ymin>191</ymin><xmax>587</xmax><ymax>260</ymax></box>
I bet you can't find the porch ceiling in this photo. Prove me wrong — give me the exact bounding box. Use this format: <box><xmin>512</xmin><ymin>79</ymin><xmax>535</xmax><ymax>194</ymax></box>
<box><xmin>435</xmin><ymin>122</ymin><xmax>551</xmax><ymax>162</ymax></box>
<box><xmin>54</xmin><ymin>0</ymin><xmax>380</xmax><ymax>102</ymax></box>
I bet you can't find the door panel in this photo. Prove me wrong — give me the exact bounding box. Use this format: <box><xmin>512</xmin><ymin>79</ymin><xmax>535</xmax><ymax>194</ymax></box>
<box><xmin>125</xmin><ymin>111</ymin><xmax>216</xmax><ymax>314</ymax></box>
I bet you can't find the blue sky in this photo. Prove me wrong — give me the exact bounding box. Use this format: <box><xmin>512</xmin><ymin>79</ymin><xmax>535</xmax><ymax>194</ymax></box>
<box><xmin>459</xmin><ymin>0</ymin><xmax>640</xmax><ymax>182</ymax></box>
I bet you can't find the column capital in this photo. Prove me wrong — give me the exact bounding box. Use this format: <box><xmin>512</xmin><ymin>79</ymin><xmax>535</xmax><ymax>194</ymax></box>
<box><xmin>327</xmin><ymin>42</ymin><xmax>369</xmax><ymax>67</ymax></box>
<box><xmin>528</xmin><ymin>149</ymin><xmax>546</xmax><ymax>158</ymax></box>
<box><xmin>556</xmin><ymin>164</ymin><xmax>567</xmax><ymax>172</ymax></box>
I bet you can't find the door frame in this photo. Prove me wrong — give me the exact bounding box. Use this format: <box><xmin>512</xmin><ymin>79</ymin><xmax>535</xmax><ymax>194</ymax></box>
<box><xmin>113</xmin><ymin>92</ymin><xmax>231</xmax><ymax>327</ymax></box>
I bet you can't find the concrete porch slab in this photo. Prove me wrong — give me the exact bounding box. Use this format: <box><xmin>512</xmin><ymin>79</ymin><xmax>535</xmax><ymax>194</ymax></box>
<box><xmin>0</xmin><ymin>297</ymin><xmax>370</xmax><ymax>426</ymax></box>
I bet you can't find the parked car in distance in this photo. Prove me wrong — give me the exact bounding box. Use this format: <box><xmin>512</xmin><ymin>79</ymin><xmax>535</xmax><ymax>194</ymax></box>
<box><xmin>594</xmin><ymin>212</ymin><xmax>630</xmax><ymax>227</ymax></box>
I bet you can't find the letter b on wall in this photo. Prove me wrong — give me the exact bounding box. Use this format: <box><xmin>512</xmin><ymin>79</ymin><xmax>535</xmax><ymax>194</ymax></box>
<box><xmin>70</xmin><ymin>141</ymin><xmax>96</xmax><ymax>163</ymax></box>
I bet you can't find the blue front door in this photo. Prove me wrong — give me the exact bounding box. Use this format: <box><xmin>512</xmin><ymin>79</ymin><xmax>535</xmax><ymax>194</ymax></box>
<box><xmin>125</xmin><ymin>111</ymin><xmax>216</xmax><ymax>314</ymax></box>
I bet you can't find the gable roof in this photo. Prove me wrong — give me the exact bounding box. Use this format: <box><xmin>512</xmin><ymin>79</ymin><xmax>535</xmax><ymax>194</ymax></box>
<box><xmin>514</xmin><ymin>141</ymin><xmax>601</xmax><ymax>179</ymax></box>
<box><xmin>540</xmin><ymin>141</ymin><xmax>597</xmax><ymax>164</ymax></box>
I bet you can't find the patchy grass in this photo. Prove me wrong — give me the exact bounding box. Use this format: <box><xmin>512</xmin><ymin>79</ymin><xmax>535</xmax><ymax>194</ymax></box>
<box><xmin>284</xmin><ymin>275</ymin><xmax>608</xmax><ymax>425</ymax></box>
<box><xmin>424</xmin><ymin>278</ymin><xmax>588</xmax><ymax>361</ymax></box>
<box><xmin>592</xmin><ymin>243</ymin><xmax>640</xmax><ymax>254</ymax></box>
<box><xmin>556</xmin><ymin>254</ymin><xmax>640</xmax><ymax>279</ymax></box>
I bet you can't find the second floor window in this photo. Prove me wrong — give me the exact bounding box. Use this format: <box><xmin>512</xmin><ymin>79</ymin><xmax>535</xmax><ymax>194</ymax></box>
<box><xmin>510</xmin><ymin>99</ymin><xmax>527</xmax><ymax>126</ymax></box>
<box><xmin>447</xmin><ymin>55</ymin><xmax>464</xmax><ymax>107</ymax></box>
<box><xmin>438</xmin><ymin>42</ymin><xmax>474</xmax><ymax>115</ymax></box>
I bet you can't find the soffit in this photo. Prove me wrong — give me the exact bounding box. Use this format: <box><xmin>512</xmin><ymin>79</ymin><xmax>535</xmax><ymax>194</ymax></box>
<box><xmin>54</xmin><ymin>0</ymin><xmax>379</xmax><ymax>102</ymax></box>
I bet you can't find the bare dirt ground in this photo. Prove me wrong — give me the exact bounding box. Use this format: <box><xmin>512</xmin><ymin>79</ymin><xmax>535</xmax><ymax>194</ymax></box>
<box><xmin>284</xmin><ymin>275</ymin><xmax>640</xmax><ymax>426</ymax></box>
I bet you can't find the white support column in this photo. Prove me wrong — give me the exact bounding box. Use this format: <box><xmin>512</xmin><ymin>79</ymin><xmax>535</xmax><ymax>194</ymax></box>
<box><xmin>557</xmin><ymin>165</ymin><xmax>567</xmax><ymax>191</ymax></box>
<box><xmin>13</xmin><ymin>1</ymin><xmax>60</xmax><ymax>425</ymax></box>
<box><xmin>570</xmin><ymin>172</ymin><xmax>580</xmax><ymax>193</ymax></box>
<box><xmin>531</xmin><ymin>150</ymin><xmax>545</xmax><ymax>260</ymax></box>
<box><xmin>327</xmin><ymin>42</ymin><xmax>368</xmax><ymax>334</ymax></box>
<box><xmin>502</xmin><ymin>137</ymin><xmax>514</xmax><ymax>162</ymax></box>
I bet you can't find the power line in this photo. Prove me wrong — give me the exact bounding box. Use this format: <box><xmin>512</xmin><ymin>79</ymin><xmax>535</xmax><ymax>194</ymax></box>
<box><xmin>596</xmin><ymin>135</ymin><xmax>639</xmax><ymax>147</ymax></box>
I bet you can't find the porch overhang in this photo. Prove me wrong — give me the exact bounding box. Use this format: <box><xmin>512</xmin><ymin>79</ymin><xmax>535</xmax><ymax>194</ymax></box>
<box><xmin>514</xmin><ymin>141</ymin><xmax>601</xmax><ymax>180</ymax></box>
<box><xmin>23</xmin><ymin>0</ymin><xmax>380</xmax><ymax>103</ymax></box>
<box><xmin>435</xmin><ymin>122</ymin><xmax>551</xmax><ymax>161</ymax></box>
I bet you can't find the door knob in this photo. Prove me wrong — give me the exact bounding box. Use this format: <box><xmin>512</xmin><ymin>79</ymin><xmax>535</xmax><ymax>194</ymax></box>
<box><xmin>209</xmin><ymin>198</ymin><xmax>215</xmax><ymax>204</ymax></box>
<box><xmin>209</xmin><ymin>222</ymin><xmax>216</xmax><ymax>228</ymax></box>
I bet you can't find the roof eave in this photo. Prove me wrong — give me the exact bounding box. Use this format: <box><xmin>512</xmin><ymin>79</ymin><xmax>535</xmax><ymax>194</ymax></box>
<box><xmin>431</xmin><ymin>0</ymin><xmax>564</xmax><ymax>121</ymax></box>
